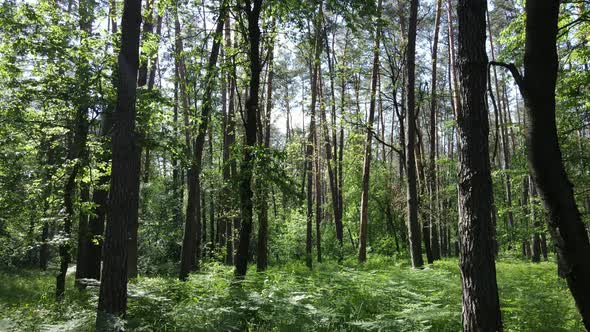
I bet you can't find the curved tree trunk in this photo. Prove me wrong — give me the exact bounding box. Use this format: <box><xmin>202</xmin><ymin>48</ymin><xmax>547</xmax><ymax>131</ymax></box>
<box><xmin>498</xmin><ymin>1</ymin><xmax>590</xmax><ymax>327</ymax></box>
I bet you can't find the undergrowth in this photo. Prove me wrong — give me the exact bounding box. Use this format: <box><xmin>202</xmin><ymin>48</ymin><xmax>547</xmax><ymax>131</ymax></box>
<box><xmin>0</xmin><ymin>257</ymin><xmax>583</xmax><ymax>331</ymax></box>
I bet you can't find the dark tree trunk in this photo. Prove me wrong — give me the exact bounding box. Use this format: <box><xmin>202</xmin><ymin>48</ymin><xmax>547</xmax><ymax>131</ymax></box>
<box><xmin>58</xmin><ymin>0</ymin><xmax>95</xmax><ymax>297</ymax></box>
<box><xmin>494</xmin><ymin>1</ymin><xmax>590</xmax><ymax>326</ymax></box>
<box><xmin>96</xmin><ymin>0</ymin><xmax>142</xmax><ymax>325</ymax></box>
<box><xmin>235</xmin><ymin>0</ymin><xmax>263</xmax><ymax>278</ymax></box>
<box><xmin>456</xmin><ymin>0</ymin><xmax>503</xmax><ymax>330</ymax></box>
<box><xmin>405</xmin><ymin>0</ymin><xmax>423</xmax><ymax>269</ymax></box>
<box><xmin>179</xmin><ymin>4</ymin><xmax>226</xmax><ymax>280</ymax></box>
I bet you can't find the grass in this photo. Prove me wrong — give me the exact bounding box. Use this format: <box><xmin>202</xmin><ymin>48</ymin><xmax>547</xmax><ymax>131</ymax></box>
<box><xmin>0</xmin><ymin>257</ymin><xmax>583</xmax><ymax>331</ymax></box>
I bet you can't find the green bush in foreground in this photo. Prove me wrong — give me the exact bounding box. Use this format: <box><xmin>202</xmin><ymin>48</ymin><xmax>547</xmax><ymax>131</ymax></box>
<box><xmin>0</xmin><ymin>257</ymin><xmax>583</xmax><ymax>331</ymax></box>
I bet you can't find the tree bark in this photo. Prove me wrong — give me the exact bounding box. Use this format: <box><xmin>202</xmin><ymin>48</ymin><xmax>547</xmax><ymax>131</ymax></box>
<box><xmin>405</xmin><ymin>0</ymin><xmax>423</xmax><ymax>269</ymax></box>
<box><xmin>456</xmin><ymin>0</ymin><xmax>503</xmax><ymax>330</ymax></box>
<box><xmin>235</xmin><ymin>0</ymin><xmax>263</xmax><ymax>278</ymax></box>
<box><xmin>96</xmin><ymin>0</ymin><xmax>142</xmax><ymax>325</ymax></box>
<box><xmin>494</xmin><ymin>1</ymin><xmax>590</xmax><ymax>326</ymax></box>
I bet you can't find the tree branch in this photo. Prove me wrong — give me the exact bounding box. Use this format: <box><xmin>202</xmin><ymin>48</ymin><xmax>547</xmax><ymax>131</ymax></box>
<box><xmin>489</xmin><ymin>61</ymin><xmax>525</xmax><ymax>94</ymax></box>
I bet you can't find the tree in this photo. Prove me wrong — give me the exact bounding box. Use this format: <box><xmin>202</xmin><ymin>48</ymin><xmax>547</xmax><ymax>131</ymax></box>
<box><xmin>456</xmin><ymin>0</ymin><xmax>503</xmax><ymax>330</ymax></box>
<box><xmin>235</xmin><ymin>0</ymin><xmax>263</xmax><ymax>278</ymax></box>
<box><xmin>304</xmin><ymin>2</ymin><xmax>322</xmax><ymax>270</ymax></box>
<box><xmin>256</xmin><ymin>19</ymin><xmax>276</xmax><ymax>272</ymax></box>
<box><xmin>96</xmin><ymin>0</ymin><xmax>143</xmax><ymax>326</ymax></box>
<box><xmin>358</xmin><ymin>0</ymin><xmax>382</xmax><ymax>263</ymax></box>
<box><xmin>427</xmin><ymin>0</ymin><xmax>443</xmax><ymax>261</ymax></box>
<box><xmin>405</xmin><ymin>0</ymin><xmax>423</xmax><ymax>269</ymax></box>
<box><xmin>493</xmin><ymin>1</ymin><xmax>590</xmax><ymax>327</ymax></box>
<box><xmin>179</xmin><ymin>1</ymin><xmax>227</xmax><ymax>281</ymax></box>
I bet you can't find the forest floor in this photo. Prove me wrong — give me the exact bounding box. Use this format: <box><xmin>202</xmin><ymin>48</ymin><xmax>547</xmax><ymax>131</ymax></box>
<box><xmin>0</xmin><ymin>256</ymin><xmax>584</xmax><ymax>331</ymax></box>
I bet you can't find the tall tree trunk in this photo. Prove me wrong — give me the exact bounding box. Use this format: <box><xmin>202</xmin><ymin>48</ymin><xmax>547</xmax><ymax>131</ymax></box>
<box><xmin>235</xmin><ymin>0</ymin><xmax>263</xmax><ymax>278</ymax></box>
<box><xmin>179</xmin><ymin>3</ymin><xmax>226</xmax><ymax>280</ymax></box>
<box><xmin>358</xmin><ymin>0</ymin><xmax>381</xmax><ymax>263</ymax></box>
<box><xmin>428</xmin><ymin>0</ymin><xmax>443</xmax><ymax>261</ymax></box>
<box><xmin>222</xmin><ymin>15</ymin><xmax>236</xmax><ymax>265</ymax></box>
<box><xmin>494</xmin><ymin>2</ymin><xmax>590</xmax><ymax>326</ymax></box>
<box><xmin>304</xmin><ymin>3</ymin><xmax>322</xmax><ymax>270</ymax></box>
<box><xmin>59</xmin><ymin>0</ymin><xmax>94</xmax><ymax>297</ymax></box>
<box><xmin>315</xmin><ymin>81</ymin><xmax>322</xmax><ymax>263</ymax></box>
<box><xmin>456</xmin><ymin>0</ymin><xmax>503</xmax><ymax>330</ymax></box>
<box><xmin>323</xmin><ymin>23</ymin><xmax>343</xmax><ymax>248</ymax></box>
<box><xmin>257</xmin><ymin>23</ymin><xmax>275</xmax><ymax>272</ymax></box>
<box><xmin>96</xmin><ymin>0</ymin><xmax>142</xmax><ymax>325</ymax></box>
<box><xmin>405</xmin><ymin>0</ymin><xmax>423</xmax><ymax>269</ymax></box>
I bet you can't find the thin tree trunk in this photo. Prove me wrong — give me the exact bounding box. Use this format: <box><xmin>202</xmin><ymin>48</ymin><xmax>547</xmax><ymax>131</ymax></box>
<box><xmin>59</xmin><ymin>0</ymin><xmax>94</xmax><ymax>296</ymax></box>
<box><xmin>222</xmin><ymin>15</ymin><xmax>236</xmax><ymax>265</ymax></box>
<box><xmin>358</xmin><ymin>0</ymin><xmax>381</xmax><ymax>263</ymax></box>
<box><xmin>257</xmin><ymin>23</ymin><xmax>275</xmax><ymax>272</ymax></box>
<box><xmin>304</xmin><ymin>3</ymin><xmax>323</xmax><ymax>269</ymax></box>
<box><xmin>179</xmin><ymin>3</ymin><xmax>226</xmax><ymax>280</ymax></box>
<box><xmin>428</xmin><ymin>0</ymin><xmax>443</xmax><ymax>261</ymax></box>
<box><xmin>323</xmin><ymin>21</ymin><xmax>343</xmax><ymax>248</ymax></box>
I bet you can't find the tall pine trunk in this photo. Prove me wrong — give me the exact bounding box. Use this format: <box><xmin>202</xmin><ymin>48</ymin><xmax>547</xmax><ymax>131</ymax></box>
<box><xmin>456</xmin><ymin>0</ymin><xmax>503</xmax><ymax>329</ymax></box>
<box><xmin>358</xmin><ymin>0</ymin><xmax>381</xmax><ymax>263</ymax></box>
<box><xmin>96</xmin><ymin>0</ymin><xmax>142</xmax><ymax>325</ymax></box>
<box><xmin>405</xmin><ymin>0</ymin><xmax>423</xmax><ymax>269</ymax></box>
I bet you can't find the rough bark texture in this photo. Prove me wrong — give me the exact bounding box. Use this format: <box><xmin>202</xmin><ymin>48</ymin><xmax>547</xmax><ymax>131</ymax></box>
<box><xmin>96</xmin><ymin>0</ymin><xmax>142</xmax><ymax>325</ymax></box>
<box><xmin>456</xmin><ymin>0</ymin><xmax>503</xmax><ymax>330</ymax></box>
<box><xmin>235</xmin><ymin>0</ymin><xmax>263</xmax><ymax>278</ymax></box>
<box><xmin>405</xmin><ymin>0</ymin><xmax>423</xmax><ymax>269</ymax></box>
